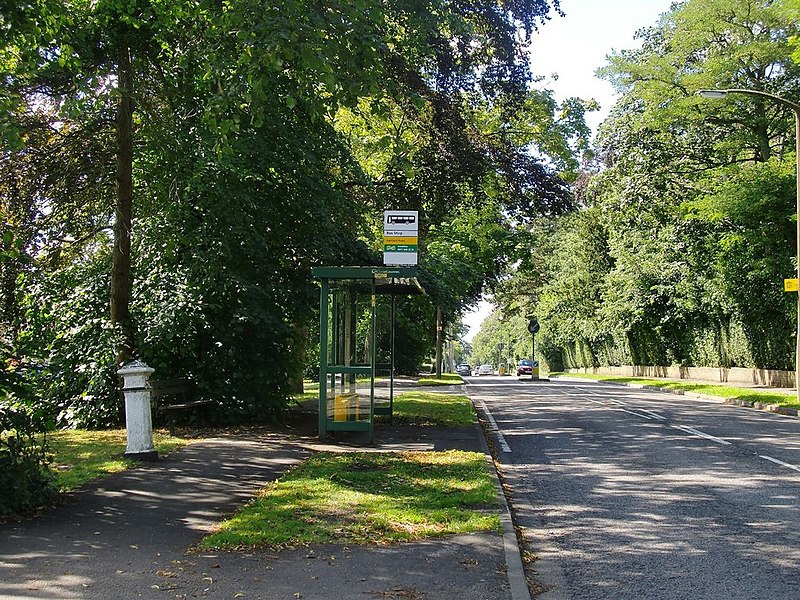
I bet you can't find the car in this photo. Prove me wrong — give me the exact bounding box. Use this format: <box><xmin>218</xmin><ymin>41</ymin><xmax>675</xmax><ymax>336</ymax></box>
<box><xmin>478</xmin><ymin>364</ymin><xmax>494</xmax><ymax>375</ymax></box>
<box><xmin>456</xmin><ymin>363</ymin><xmax>472</xmax><ymax>376</ymax></box>
<box><xmin>517</xmin><ymin>359</ymin><xmax>538</xmax><ymax>376</ymax></box>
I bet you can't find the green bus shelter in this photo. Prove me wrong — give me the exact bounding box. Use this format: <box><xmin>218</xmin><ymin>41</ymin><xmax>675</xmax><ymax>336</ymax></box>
<box><xmin>312</xmin><ymin>266</ymin><xmax>425</xmax><ymax>442</ymax></box>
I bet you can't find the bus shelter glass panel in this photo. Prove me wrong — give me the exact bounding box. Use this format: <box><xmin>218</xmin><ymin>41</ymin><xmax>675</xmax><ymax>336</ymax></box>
<box><xmin>317</xmin><ymin>279</ymin><xmax>377</xmax><ymax>441</ymax></box>
<box><xmin>324</xmin><ymin>367</ymin><xmax>373</xmax><ymax>423</ymax></box>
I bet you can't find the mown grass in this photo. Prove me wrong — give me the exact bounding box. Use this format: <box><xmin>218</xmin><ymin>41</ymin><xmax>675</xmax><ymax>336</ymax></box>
<box><xmin>549</xmin><ymin>372</ymin><xmax>799</xmax><ymax>410</ymax></box>
<box><xmin>417</xmin><ymin>373</ymin><xmax>464</xmax><ymax>386</ymax></box>
<box><xmin>46</xmin><ymin>429</ymin><xmax>191</xmax><ymax>491</ymax></box>
<box><xmin>380</xmin><ymin>390</ymin><xmax>476</xmax><ymax>427</ymax></box>
<box><xmin>199</xmin><ymin>449</ymin><xmax>500</xmax><ymax>550</ymax></box>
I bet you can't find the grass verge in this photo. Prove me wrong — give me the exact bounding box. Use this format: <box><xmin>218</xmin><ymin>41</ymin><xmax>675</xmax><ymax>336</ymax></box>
<box><xmin>379</xmin><ymin>390</ymin><xmax>476</xmax><ymax>427</ymax></box>
<box><xmin>199</xmin><ymin>450</ymin><xmax>500</xmax><ymax>550</ymax></box>
<box><xmin>417</xmin><ymin>373</ymin><xmax>464</xmax><ymax>386</ymax></box>
<box><xmin>47</xmin><ymin>429</ymin><xmax>191</xmax><ymax>491</ymax></box>
<box><xmin>549</xmin><ymin>372</ymin><xmax>799</xmax><ymax>410</ymax></box>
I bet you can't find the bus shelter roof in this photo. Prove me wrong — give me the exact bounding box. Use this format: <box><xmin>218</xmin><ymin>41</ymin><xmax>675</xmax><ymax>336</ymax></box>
<box><xmin>312</xmin><ymin>266</ymin><xmax>425</xmax><ymax>296</ymax></box>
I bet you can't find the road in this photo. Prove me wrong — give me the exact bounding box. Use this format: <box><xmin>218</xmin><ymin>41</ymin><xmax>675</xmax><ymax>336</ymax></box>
<box><xmin>465</xmin><ymin>375</ymin><xmax>800</xmax><ymax>600</ymax></box>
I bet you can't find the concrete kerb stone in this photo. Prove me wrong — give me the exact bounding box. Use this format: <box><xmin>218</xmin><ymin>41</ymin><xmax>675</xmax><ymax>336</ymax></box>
<box><xmin>473</xmin><ymin>419</ymin><xmax>532</xmax><ymax>600</ymax></box>
<box><xmin>550</xmin><ymin>375</ymin><xmax>800</xmax><ymax>418</ymax></box>
<box><xmin>381</xmin><ymin>380</ymin><xmax>530</xmax><ymax>599</ymax></box>
<box><xmin>725</xmin><ymin>397</ymin><xmax>799</xmax><ymax>417</ymax></box>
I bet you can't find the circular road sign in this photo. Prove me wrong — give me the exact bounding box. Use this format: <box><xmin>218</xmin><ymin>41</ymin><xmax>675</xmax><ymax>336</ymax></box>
<box><xmin>528</xmin><ymin>318</ymin><xmax>540</xmax><ymax>334</ymax></box>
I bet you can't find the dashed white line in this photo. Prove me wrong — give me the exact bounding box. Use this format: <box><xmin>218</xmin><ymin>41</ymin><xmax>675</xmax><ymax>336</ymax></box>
<box><xmin>584</xmin><ymin>398</ymin><xmax>606</xmax><ymax>407</ymax></box>
<box><xmin>672</xmin><ymin>425</ymin><xmax>731</xmax><ymax>445</ymax></box>
<box><xmin>759</xmin><ymin>455</ymin><xmax>800</xmax><ymax>473</ymax></box>
<box><xmin>640</xmin><ymin>409</ymin><xmax>667</xmax><ymax>421</ymax></box>
<box><xmin>619</xmin><ymin>408</ymin><xmax>655</xmax><ymax>420</ymax></box>
<box><xmin>583</xmin><ymin>396</ymin><xmax>656</xmax><ymax>420</ymax></box>
<box><xmin>566</xmin><ymin>382</ymin><xmax>799</xmax><ymax>474</ymax></box>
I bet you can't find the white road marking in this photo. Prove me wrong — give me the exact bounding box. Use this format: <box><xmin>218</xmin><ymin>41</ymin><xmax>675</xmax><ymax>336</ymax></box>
<box><xmin>576</xmin><ymin>386</ymin><xmax>613</xmax><ymax>398</ymax></box>
<box><xmin>759</xmin><ymin>455</ymin><xmax>800</xmax><ymax>473</ymax></box>
<box><xmin>584</xmin><ymin>396</ymin><xmax>655</xmax><ymax>420</ymax></box>
<box><xmin>640</xmin><ymin>409</ymin><xmax>667</xmax><ymax>421</ymax></box>
<box><xmin>476</xmin><ymin>397</ymin><xmax>512</xmax><ymax>453</ymax></box>
<box><xmin>672</xmin><ymin>425</ymin><xmax>731</xmax><ymax>445</ymax></box>
<box><xmin>619</xmin><ymin>408</ymin><xmax>654</xmax><ymax>420</ymax></box>
<box><xmin>566</xmin><ymin>381</ymin><xmax>799</xmax><ymax>474</ymax></box>
<box><xmin>584</xmin><ymin>398</ymin><xmax>606</xmax><ymax>407</ymax></box>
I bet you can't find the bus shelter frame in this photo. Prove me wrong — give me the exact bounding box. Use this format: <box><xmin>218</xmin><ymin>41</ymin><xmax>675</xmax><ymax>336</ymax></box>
<box><xmin>313</xmin><ymin>266</ymin><xmax>424</xmax><ymax>442</ymax></box>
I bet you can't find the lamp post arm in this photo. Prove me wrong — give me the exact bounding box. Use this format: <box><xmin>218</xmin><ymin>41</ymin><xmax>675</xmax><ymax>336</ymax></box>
<box><xmin>698</xmin><ymin>88</ymin><xmax>800</xmax><ymax>113</ymax></box>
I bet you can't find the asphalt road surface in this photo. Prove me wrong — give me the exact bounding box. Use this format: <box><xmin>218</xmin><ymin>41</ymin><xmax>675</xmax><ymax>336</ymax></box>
<box><xmin>465</xmin><ymin>376</ymin><xmax>800</xmax><ymax>600</ymax></box>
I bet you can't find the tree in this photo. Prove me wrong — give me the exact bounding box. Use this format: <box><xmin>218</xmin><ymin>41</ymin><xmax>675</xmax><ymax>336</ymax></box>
<box><xmin>787</xmin><ymin>0</ymin><xmax>800</xmax><ymax>63</ymax></box>
<box><xmin>600</xmin><ymin>0</ymin><xmax>800</xmax><ymax>169</ymax></box>
<box><xmin>508</xmin><ymin>0</ymin><xmax>800</xmax><ymax>372</ymax></box>
<box><xmin>2</xmin><ymin>0</ymin><xmax>576</xmax><ymax>427</ymax></box>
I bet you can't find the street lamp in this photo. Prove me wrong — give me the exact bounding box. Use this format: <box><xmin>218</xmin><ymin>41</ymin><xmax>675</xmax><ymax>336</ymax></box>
<box><xmin>697</xmin><ymin>88</ymin><xmax>800</xmax><ymax>403</ymax></box>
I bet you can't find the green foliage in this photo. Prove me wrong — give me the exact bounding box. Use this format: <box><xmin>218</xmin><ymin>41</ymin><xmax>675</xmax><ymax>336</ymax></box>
<box><xmin>486</xmin><ymin>1</ymin><xmax>800</xmax><ymax>374</ymax></box>
<box><xmin>685</xmin><ymin>159</ymin><xmax>796</xmax><ymax>368</ymax></box>
<box><xmin>129</xmin><ymin>91</ymin><xmax>373</xmax><ymax>422</ymax></box>
<box><xmin>382</xmin><ymin>296</ymin><xmax>437</xmax><ymax>376</ymax></box>
<box><xmin>2</xmin><ymin>0</ymin><xmax>576</xmax><ymax>427</ymax></box>
<box><xmin>20</xmin><ymin>252</ymin><xmax>121</xmax><ymax>428</ymax></box>
<box><xmin>0</xmin><ymin>408</ymin><xmax>55</xmax><ymax>518</ymax></box>
<box><xmin>787</xmin><ymin>0</ymin><xmax>800</xmax><ymax>64</ymax></box>
<box><xmin>0</xmin><ymin>353</ymin><xmax>56</xmax><ymax>517</ymax></box>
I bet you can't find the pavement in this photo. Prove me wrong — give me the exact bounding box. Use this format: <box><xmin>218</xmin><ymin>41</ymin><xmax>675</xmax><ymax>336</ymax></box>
<box><xmin>0</xmin><ymin>382</ymin><xmax>528</xmax><ymax>600</ymax></box>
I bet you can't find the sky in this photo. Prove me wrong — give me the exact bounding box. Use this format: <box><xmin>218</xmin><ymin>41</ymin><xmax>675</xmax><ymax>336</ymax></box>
<box><xmin>462</xmin><ymin>0</ymin><xmax>673</xmax><ymax>342</ymax></box>
<box><xmin>529</xmin><ymin>0</ymin><xmax>672</xmax><ymax>131</ymax></box>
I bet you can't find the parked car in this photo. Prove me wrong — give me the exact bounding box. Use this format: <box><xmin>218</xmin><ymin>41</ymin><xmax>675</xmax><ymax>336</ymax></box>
<box><xmin>456</xmin><ymin>363</ymin><xmax>472</xmax><ymax>376</ymax></box>
<box><xmin>517</xmin><ymin>359</ymin><xmax>538</xmax><ymax>376</ymax></box>
<box><xmin>478</xmin><ymin>364</ymin><xmax>494</xmax><ymax>375</ymax></box>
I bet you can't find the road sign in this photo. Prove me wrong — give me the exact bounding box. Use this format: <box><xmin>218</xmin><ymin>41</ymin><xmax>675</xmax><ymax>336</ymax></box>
<box><xmin>785</xmin><ymin>279</ymin><xmax>799</xmax><ymax>292</ymax></box>
<box><xmin>384</xmin><ymin>210</ymin><xmax>418</xmax><ymax>266</ymax></box>
<box><xmin>528</xmin><ymin>318</ymin><xmax>540</xmax><ymax>334</ymax></box>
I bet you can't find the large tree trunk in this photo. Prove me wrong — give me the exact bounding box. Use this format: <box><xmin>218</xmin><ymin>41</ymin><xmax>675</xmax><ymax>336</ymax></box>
<box><xmin>111</xmin><ymin>44</ymin><xmax>135</xmax><ymax>366</ymax></box>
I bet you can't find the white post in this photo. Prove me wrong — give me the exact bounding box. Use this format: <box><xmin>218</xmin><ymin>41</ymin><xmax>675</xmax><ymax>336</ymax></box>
<box><xmin>117</xmin><ymin>360</ymin><xmax>158</xmax><ymax>461</ymax></box>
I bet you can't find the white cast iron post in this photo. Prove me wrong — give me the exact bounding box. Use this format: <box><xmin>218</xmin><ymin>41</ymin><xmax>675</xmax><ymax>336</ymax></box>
<box><xmin>117</xmin><ymin>360</ymin><xmax>158</xmax><ymax>461</ymax></box>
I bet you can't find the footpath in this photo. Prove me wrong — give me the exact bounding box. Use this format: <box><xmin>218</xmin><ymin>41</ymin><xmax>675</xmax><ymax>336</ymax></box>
<box><xmin>0</xmin><ymin>382</ymin><xmax>527</xmax><ymax>600</ymax></box>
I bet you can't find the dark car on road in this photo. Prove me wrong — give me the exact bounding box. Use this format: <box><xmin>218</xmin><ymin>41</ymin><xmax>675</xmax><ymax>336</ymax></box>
<box><xmin>456</xmin><ymin>364</ymin><xmax>472</xmax><ymax>376</ymax></box>
<box><xmin>517</xmin><ymin>359</ymin><xmax>537</xmax><ymax>376</ymax></box>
